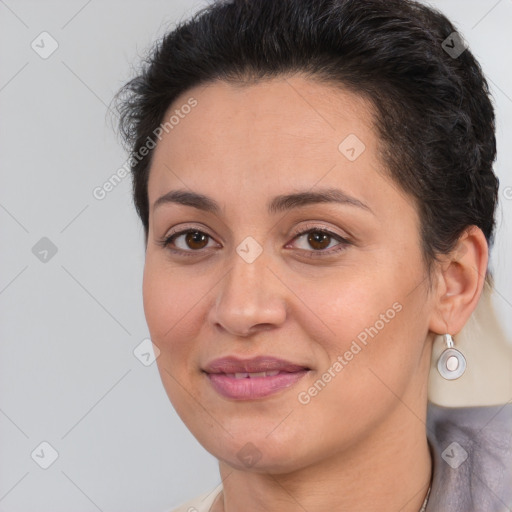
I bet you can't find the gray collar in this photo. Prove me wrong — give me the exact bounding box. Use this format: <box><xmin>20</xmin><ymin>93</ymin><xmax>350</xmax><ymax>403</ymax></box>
<box><xmin>425</xmin><ymin>401</ymin><xmax>512</xmax><ymax>511</ymax></box>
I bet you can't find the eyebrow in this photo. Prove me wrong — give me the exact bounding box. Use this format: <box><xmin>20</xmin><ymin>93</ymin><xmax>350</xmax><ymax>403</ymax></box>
<box><xmin>152</xmin><ymin>188</ymin><xmax>373</xmax><ymax>215</ymax></box>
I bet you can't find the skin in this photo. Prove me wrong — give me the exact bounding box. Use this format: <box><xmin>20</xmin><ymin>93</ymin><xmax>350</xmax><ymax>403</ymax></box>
<box><xmin>142</xmin><ymin>75</ymin><xmax>488</xmax><ymax>512</ymax></box>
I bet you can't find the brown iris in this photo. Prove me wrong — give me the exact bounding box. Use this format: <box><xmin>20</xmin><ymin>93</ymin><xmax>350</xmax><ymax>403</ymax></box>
<box><xmin>307</xmin><ymin>231</ymin><xmax>331</xmax><ymax>250</ymax></box>
<box><xmin>185</xmin><ymin>231</ymin><xmax>209</xmax><ymax>250</ymax></box>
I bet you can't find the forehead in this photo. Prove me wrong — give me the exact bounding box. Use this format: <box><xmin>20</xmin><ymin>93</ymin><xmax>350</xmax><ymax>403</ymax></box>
<box><xmin>160</xmin><ymin>76</ymin><xmax>375</xmax><ymax>146</ymax></box>
<box><xmin>149</xmin><ymin>77</ymin><xmax>381</xmax><ymax>185</ymax></box>
<box><xmin>145</xmin><ymin>76</ymin><xmax>421</xmax><ymax>249</ymax></box>
<box><xmin>144</xmin><ymin>76</ymin><xmax>419</xmax><ymax>231</ymax></box>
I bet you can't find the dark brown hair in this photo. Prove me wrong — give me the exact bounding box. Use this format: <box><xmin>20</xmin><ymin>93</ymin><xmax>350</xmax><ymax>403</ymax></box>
<box><xmin>116</xmin><ymin>0</ymin><xmax>499</xmax><ymax>282</ymax></box>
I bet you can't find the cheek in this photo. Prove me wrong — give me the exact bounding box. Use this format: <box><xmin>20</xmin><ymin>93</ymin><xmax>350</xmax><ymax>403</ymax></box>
<box><xmin>292</xmin><ymin>267</ymin><xmax>395</xmax><ymax>349</ymax></box>
<box><xmin>288</xmin><ymin>274</ymin><xmax>423</xmax><ymax>441</ymax></box>
<box><xmin>142</xmin><ymin>258</ymin><xmax>208</xmax><ymax>419</ymax></box>
<box><xmin>292</xmin><ymin>260</ymin><xmax>425</xmax><ymax>382</ymax></box>
<box><xmin>142</xmin><ymin>256</ymin><xmax>207</xmax><ymax>360</ymax></box>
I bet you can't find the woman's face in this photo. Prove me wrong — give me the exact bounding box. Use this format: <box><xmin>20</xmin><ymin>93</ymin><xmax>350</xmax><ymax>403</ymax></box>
<box><xmin>143</xmin><ymin>76</ymin><xmax>436</xmax><ymax>472</ymax></box>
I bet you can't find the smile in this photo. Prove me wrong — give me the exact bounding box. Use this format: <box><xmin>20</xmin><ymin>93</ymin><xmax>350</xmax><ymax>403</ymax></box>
<box><xmin>203</xmin><ymin>355</ymin><xmax>311</xmax><ymax>400</ymax></box>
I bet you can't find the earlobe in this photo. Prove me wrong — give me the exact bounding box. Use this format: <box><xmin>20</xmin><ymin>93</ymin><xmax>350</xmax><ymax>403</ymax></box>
<box><xmin>429</xmin><ymin>226</ymin><xmax>489</xmax><ymax>336</ymax></box>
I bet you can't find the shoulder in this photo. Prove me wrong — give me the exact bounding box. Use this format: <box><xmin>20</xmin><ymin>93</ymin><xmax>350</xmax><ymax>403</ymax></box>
<box><xmin>169</xmin><ymin>485</ymin><xmax>223</xmax><ymax>512</ymax></box>
<box><xmin>426</xmin><ymin>401</ymin><xmax>512</xmax><ymax>510</ymax></box>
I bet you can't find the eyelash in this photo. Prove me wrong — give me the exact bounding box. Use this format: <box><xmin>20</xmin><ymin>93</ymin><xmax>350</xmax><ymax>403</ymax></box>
<box><xmin>157</xmin><ymin>223</ymin><xmax>351</xmax><ymax>258</ymax></box>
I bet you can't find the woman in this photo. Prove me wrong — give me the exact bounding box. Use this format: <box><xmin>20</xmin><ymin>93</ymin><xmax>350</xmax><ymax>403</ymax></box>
<box><xmin>116</xmin><ymin>0</ymin><xmax>512</xmax><ymax>510</ymax></box>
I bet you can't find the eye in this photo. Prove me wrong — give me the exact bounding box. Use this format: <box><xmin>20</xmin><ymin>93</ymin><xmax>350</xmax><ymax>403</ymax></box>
<box><xmin>158</xmin><ymin>224</ymin><xmax>351</xmax><ymax>257</ymax></box>
<box><xmin>288</xmin><ymin>225</ymin><xmax>350</xmax><ymax>256</ymax></box>
<box><xmin>159</xmin><ymin>228</ymin><xmax>219</xmax><ymax>254</ymax></box>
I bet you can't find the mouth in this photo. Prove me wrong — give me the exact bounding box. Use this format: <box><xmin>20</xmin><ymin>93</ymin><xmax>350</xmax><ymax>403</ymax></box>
<box><xmin>223</xmin><ymin>370</ymin><xmax>283</xmax><ymax>378</ymax></box>
<box><xmin>203</xmin><ymin>356</ymin><xmax>311</xmax><ymax>400</ymax></box>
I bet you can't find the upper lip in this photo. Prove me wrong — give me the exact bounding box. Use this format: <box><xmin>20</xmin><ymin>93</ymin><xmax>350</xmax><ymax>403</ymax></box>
<box><xmin>203</xmin><ymin>356</ymin><xmax>310</xmax><ymax>374</ymax></box>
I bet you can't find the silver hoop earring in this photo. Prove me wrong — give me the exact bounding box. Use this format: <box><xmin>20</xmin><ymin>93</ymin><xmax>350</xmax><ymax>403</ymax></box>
<box><xmin>437</xmin><ymin>333</ymin><xmax>466</xmax><ymax>380</ymax></box>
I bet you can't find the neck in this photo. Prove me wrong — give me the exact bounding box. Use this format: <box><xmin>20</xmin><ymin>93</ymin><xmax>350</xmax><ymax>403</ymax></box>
<box><xmin>213</xmin><ymin>399</ymin><xmax>432</xmax><ymax>512</ymax></box>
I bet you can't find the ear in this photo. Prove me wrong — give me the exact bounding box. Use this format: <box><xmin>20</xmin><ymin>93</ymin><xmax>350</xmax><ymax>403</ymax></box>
<box><xmin>429</xmin><ymin>226</ymin><xmax>489</xmax><ymax>336</ymax></box>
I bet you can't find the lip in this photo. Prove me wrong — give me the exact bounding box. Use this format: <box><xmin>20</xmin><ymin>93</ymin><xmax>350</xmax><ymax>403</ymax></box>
<box><xmin>203</xmin><ymin>355</ymin><xmax>310</xmax><ymax>374</ymax></box>
<box><xmin>203</xmin><ymin>356</ymin><xmax>310</xmax><ymax>400</ymax></box>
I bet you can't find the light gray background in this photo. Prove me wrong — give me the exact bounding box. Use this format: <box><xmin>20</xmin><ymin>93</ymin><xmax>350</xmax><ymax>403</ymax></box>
<box><xmin>0</xmin><ymin>1</ymin><xmax>511</xmax><ymax>511</ymax></box>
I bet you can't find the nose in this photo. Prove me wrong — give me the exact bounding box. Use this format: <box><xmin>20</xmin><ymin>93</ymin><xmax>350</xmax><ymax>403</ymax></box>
<box><xmin>208</xmin><ymin>246</ymin><xmax>288</xmax><ymax>337</ymax></box>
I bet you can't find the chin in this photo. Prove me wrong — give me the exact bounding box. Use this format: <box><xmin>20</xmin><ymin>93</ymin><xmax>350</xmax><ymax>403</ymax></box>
<box><xmin>196</xmin><ymin>427</ymin><xmax>313</xmax><ymax>474</ymax></box>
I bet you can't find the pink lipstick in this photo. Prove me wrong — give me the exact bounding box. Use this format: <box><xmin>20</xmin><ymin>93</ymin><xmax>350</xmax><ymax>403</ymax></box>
<box><xmin>203</xmin><ymin>356</ymin><xmax>310</xmax><ymax>400</ymax></box>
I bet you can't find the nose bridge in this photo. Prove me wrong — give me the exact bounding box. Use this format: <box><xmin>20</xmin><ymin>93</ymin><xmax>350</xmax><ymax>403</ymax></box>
<box><xmin>210</xmin><ymin>241</ymin><xmax>287</xmax><ymax>335</ymax></box>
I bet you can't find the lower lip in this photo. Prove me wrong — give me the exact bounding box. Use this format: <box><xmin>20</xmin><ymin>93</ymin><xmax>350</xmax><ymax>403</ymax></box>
<box><xmin>206</xmin><ymin>370</ymin><xmax>309</xmax><ymax>400</ymax></box>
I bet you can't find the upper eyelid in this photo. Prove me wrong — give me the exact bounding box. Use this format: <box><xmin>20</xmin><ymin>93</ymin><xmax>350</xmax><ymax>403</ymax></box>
<box><xmin>289</xmin><ymin>222</ymin><xmax>347</xmax><ymax>239</ymax></box>
<box><xmin>164</xmin><ymin>222</ymin><xmax>217</xmax><ymax>238</ymax></box>
<box><xmin>164</xmin><ymin>223</ymin><xmax>344</xmax><ymax>240</ymax></box>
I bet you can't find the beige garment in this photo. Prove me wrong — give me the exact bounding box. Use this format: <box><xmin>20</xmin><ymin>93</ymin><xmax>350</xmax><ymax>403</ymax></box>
<box><xmin>171</xmin><ymin>485</ymin><xmax>222</xmax><ymax>512</ymax></box>
<box><xmin>428</xmin><ymin>279</ymin><xmax>512</xmax><ymax>406</ymax></box>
